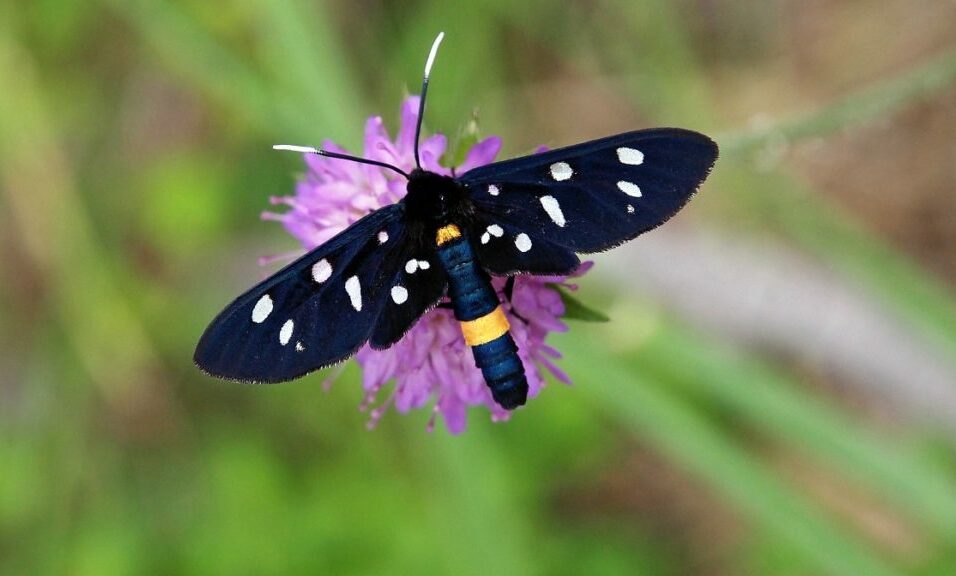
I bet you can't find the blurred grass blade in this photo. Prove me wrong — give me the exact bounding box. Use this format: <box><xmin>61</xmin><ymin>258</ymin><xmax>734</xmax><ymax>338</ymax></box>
<box><xmin>719</xmin><ymin>49</ymin><xmax>956</xmax><ymax>157</ymax></box>
<box><xmin>629</xmin><ymin>319</ymin><xmax>956</xmax><ymax>539</ymax></box>
<box><xmin>108</xmin><ymin>0</ymin><xmax>303</xmax><ymax>139</ymax></box>
<box><xmin>715</xmin><ymin>50</ymin><xmax>956</xmax><ymax>355</ymax></box>
<box><xmin>0</xmin><ymin>14</ymin><xmax>160</xmax><ymax>400</ymax></box>
<box><xmin>718</xmin><ymin>166</ymin><xmax>956</xmax><ymax>362</ymax></box>
<box><xmin>563</xmin><ymin>334</ymin><xmax>903</xmax><ymax>576</ymax></box>
<box><xmin>425</xmin><ymin>430</ymin><xmax>537</xmax><ymax>576</ymax></box>
<box><xmin>599</xmin><ymin>0</ymin><xmax>715</xmax><ymax>124</ymax></box>
<box><xmin>255</xmin><ymin>0</ymin><xmax>364</xmax><ymax>144</ymax></box>
<box><xmin>594</xmin><ymin>0</ymin><xmax>956</xmax><ymax>363</ymax></box>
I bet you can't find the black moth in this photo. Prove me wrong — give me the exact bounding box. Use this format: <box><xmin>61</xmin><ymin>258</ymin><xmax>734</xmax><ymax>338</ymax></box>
<box><xmin>194</xmin><ymin>33</ymin><xmax>718</xmax><ymax>410</ymax></box>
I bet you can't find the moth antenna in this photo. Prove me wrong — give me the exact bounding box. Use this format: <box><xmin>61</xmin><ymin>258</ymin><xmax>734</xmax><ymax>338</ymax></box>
<box><xmin>273</xmin><ymin>144</ymin><xmax>410</xmax><ymax>179</ymax></box>
<box><xmin>414</xmin><ymin>32</ymin><xmax>445</xmax><ymax>171</ymax></box>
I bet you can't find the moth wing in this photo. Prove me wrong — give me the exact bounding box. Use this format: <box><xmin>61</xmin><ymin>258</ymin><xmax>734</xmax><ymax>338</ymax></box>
<box><xmin>194</xmin><ymin>204</ymin><xmax>443</xmax><ymax>381</ymax></box>
<box><xmin>468</xmin><ymin>217</ymin><xmax>580</xmax><ymax>276</ymax></box>
<box><xmin>459</xmin><ymin>128</ymin><xmax>718</xmax><ymax>255</ymax></box>
<box><xmin>368</xmin><ymin>247</ymin><xmax>447</xmax><ymax>349</ymax></box>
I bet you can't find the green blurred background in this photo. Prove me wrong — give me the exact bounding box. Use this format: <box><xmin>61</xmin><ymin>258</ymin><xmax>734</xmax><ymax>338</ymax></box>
<box><xmin>2</xmin><ymin>0</ymin><xmax>956</xmax><ymax>574</ymax></box>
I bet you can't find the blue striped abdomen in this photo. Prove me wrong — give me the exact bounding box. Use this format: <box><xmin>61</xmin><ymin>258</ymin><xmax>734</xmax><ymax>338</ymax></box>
<box><xmin>434</xmin><ymin>224</ymin><xmax>528</xmax><ymax>409</ymax></box>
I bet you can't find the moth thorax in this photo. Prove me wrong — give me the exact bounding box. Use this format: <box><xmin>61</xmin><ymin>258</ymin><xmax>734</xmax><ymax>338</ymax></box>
<box><xmin>436</xmin><ymin>224</ymin><xmax>462</xmax><ymax>245</ymax></box>
<box><xmin>404</xmin><ymin>168</ymin><xmax>467</xmax><ymax>225</ymax></box>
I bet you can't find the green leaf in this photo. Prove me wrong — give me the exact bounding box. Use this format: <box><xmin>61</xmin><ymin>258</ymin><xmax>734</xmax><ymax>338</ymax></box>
<box><xmin>556</xmin><ymin>287</ymin><xmax>610</xmax><ymax>323</ymax></box>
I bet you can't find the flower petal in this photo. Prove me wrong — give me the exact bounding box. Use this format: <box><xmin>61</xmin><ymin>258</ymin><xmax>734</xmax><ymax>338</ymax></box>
<box><xmin>457</xmin><ymin>137</ymin><xmax>502</xmax><ymax>173</ymax></box>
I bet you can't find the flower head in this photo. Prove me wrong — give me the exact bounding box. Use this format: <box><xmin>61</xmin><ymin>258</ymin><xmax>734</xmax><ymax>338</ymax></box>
<box><xmin>265</xmin><ymin>96</ymin><xmax>583</xmax><ymax>433</ymax></box>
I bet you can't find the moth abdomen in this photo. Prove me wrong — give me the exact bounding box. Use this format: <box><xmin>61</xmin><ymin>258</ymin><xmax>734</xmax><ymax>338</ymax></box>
<box><xmin>435</xmin><ymin>224</ymin><xmax>528</xmax><ymax>409</ymax></box>
<box><xmin>471</xmin><ymin>333</ymin><xmax>527</xmax><ymax>409</ymax></box>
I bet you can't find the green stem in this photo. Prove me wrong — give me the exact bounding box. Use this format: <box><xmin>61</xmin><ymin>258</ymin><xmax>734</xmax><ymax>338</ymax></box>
<box><xmin>719</xmin><ymin>49</ymin><xmax>956</xmax><ymax>156</ymax></box>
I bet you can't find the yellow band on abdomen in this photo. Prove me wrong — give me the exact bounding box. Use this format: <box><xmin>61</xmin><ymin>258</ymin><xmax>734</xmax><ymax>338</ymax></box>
<box><xmin>436</xmin><ymin>224</ymin><xmax>462</xmax><ymax>245</ymax></box>
<box><xmin>460</xmin><ymin>306</ymin><xmax>510</xmax><ymax>347</ymax></box>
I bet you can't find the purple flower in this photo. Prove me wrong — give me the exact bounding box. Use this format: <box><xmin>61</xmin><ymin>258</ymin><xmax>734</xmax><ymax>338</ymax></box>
<box><xmin>264</xmin><ymin>96</ymin><xmax>584</xmax><ymax>433</ymax></box>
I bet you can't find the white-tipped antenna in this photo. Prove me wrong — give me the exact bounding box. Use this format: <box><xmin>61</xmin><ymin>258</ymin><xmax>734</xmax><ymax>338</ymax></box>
<box><xmin>424</xmin><ymin>31</ymin><xmax>445</xmax><ymax>79</ymax></box>
<box><xmin>414</xmin><ymin>32</ymin><xmax>445</xmax><ymax>170</ymax></box>
<box><xmin>273</xmin><ymin>144</ymin><xmax>320</xmax><ymax>154</ymax></box>
<box><xmin>272</xmin><ymin>144</ymin><xmax>410</xmax><ymax>179</ymax></box>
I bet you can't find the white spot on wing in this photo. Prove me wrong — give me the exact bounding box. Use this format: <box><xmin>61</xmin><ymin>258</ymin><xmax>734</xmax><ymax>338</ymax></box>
<box><xmin>345</xmin><ymin>276</ymin><xmax>362</xmax><ymax>311</ymax></box>
<box><xmin>418</xmin><ymin>260</ymin><xmax>430</xmax><ymax>270</ymax></box>
<box><xmin>515</xmin><ymin>233</ymin><xmax>532</xmax><ymax>253</ymax></box>
<box><xmin>617</xmin><ymin>181</ymin><xmax>642</xmax><ymax>197</ymax></box>
<box><xmin>627</xmin><ymin>204</ymin><xmax>635</xmax><ymax>214</ymax></box>
<box><xmin>377</xmin><ymin>231</ymin><xmax>389</xmax><ymax>244</ymax></box>
<box><xmin>487</xmin><ymin>224</ymin><xmax>504</xmax><ymax>237</ymax></box>
<box><xmin>405</xmin><ymin>259</ymin><xmax>418</xmax><ymax>274</ymax></box>
<box><xmin>279</xmin><ymin>319</ymin><xmax>294</xmax><ymax>346</ymax></box>
<box><xmin>488</xmin><ymin>184</ymin><xmax>500</xmax><ymax>196</ymax></box>
<box><xmin>295</xmin><ymin>341</ymin><xmax>305</xmax><ymax>352</ymax></box>
<box><xmin>391</xmin><ymin>285</ymin><xmax>408</xmax><ymax>305</ymax></box>
<box><xmin>617</xmin><ymin>147</ymin><xmax>644</xmax><ymax>165</ymax></box>
<box><xmin>251</xmin><ymin>295</ymin><xmax>273</xmax><ymax>323</ymax></box>
<box><xmin>312</xmin><ymin>259</ymin><xmax>332</xmax><ymax>283</ymax></box>
<box><xmin>481</xmin><ymin>232</ymin><xmax>491</xmax><ymax>244</ymax></box>
<box><xmin>539</xmin><ymin>195</ymin><xmax>566</xmax><ymax>227</ymax></box>
<box><xmin>550</xmin><ymin>162</ymin><xmax>573</xmax><ymax>181</ymax></box>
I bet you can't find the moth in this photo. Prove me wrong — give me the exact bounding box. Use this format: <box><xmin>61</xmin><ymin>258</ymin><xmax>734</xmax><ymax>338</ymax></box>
<box><xmin>194</xmin><ymin>33</ymin><xmax>718</xmax><ymax>409</ymax></box>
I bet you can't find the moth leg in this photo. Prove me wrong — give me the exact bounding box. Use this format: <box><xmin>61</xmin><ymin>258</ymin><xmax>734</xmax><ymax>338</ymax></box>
<box><xmin>504</xmin><ymin>276</ymin><xmax>516</xmax><ymax>301</ymax></box>
<box><xmin>503</xmin><ymin>276</ymin><xmax>529</xmax><ymax>324</ymax></box>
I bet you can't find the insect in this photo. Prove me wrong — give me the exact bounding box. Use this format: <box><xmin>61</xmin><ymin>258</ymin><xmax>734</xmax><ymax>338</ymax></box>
<box><xmin>194</xmin><ymin>33</ymin><xmax>718</xmax><ymax>410</ymax></box>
